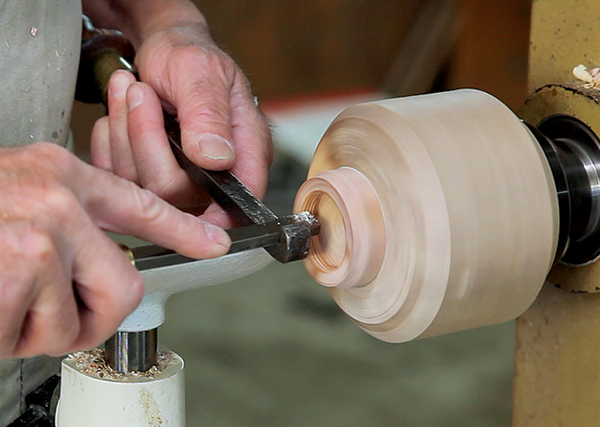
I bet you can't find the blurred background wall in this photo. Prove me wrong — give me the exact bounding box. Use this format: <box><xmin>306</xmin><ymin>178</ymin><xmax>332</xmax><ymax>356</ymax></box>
<box><xmin>196</xmin><ymin>0</ymin><xmax>530</xmax><ymax>109</ymax></box>
<box><xmin>73</xmin><ymin>0</ymin><xmax>531</xmax><ymax>150</ymax></box>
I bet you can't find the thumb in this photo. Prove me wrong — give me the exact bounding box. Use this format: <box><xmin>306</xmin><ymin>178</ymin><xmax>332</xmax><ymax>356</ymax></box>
<box><xmin>175</xmin><ymin>72</ymin><xmax>236</xmax><ymax>171</ymax></box>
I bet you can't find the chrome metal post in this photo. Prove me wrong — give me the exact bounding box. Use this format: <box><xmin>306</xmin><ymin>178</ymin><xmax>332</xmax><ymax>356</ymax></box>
<box><xmin>104</xmin><ymin>329</ymin><xmax>158</xmax><ymax>373</ymax></box>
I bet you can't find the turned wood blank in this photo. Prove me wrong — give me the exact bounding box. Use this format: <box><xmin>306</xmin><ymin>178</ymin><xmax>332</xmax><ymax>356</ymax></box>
<box><xmin>294</xmin><ymin>89</ymin><xmax>558</xmax><ymax>342</ymax></box>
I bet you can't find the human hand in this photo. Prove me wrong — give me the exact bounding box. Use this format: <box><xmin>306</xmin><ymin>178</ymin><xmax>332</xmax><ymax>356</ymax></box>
<box><xmin>0</xmin><ymin>143</ymin><xmax>230</xmax><ymax>359</ymax></box>
<box><xmin>91</xmin><ymin>23</ymin><xmax>273</xmax><ymax>228</ymax></box>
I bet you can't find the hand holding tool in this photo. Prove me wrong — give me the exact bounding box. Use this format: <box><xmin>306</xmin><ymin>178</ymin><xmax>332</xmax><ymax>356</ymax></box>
<box><xmin>78</xmin><ymin>16</ymin><xmax>320</xmax><ymax>269</ymax></box>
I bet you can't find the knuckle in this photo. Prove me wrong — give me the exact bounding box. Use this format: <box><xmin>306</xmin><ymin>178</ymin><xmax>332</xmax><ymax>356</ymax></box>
<box><xmin>233</xmin><ymin>69</ymin><xmax>253</xmax><ymax>95</ymax></box>
<box><xmin>130</xmin><ymin>187</ymin><xmax>165</xmax><ymax>224</ymax></box>
<box><xmin>15</xmin><ymin>143</ymin><xmax>77</xmax><ymax>187</ymax></box>
<box><xmin>0</xmin><ymin>223</ymin><xmax>56</xmax><ymax>268</ymax></box>
<box><xmin>47</xmin><ymin>321</ymin><xmax>80</xmax><ymax>357</ymax></box>
<box><xmin>19</xmin><ymin>226</ymin><xmax>55</xmax><ymax>265</ymax></box>
<box><xmin>172</xmin><ymin>49</ymin><xmax>233</xmax><ymax>88</ymax></box>
<box><xmin>0</xmin><ymin>274</ymin><xmax>31</xmax><ymax>312</ymax></box>
<box><xmin>39</xmin><ymin>186</ymin><xmax>79</xmax><ymax>219</ymax></box>
<box><xmin>181</xmin><ymin>94</ymin><xmax>230</xmax><ymax>132</ymax></box>
<box><xmin>30</xmin><ymin>142</ymin><xmax>73</xmax><ymax>168</ymax></box>
<box><xmin>143</xmin><ymin>179</ymin><xmax>177</xmax><ymax>202</ymax></box>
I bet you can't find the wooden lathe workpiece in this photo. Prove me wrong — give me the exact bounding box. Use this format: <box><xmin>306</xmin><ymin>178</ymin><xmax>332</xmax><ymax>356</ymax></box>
<box><xmin>294</xmin><ymin>89</ymin><xmax>559</xmax><ymax>342</ymax></box>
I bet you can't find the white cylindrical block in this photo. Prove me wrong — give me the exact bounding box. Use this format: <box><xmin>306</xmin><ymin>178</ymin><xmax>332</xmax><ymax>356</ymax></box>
<box><xmin>56</xmin><ymin>350</ymin><xmax>185</xmax><ymax>427</ymax></box>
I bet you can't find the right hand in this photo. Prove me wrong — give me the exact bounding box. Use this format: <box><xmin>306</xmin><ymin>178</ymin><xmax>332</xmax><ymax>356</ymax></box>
<box><xmin>91</xmin><ymin>24</ymin><xmax>273</xmax><ymax>227</ymax></box>
<box><xmin>0</xmin><ymin>142</ymin><xmax>230</xmax><ymax>359</ymax></box>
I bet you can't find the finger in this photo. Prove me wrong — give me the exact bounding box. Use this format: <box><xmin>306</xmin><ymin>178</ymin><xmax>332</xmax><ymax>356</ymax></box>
<box><xmin>8</xmin><ymin>188</ymin><xmax>144</xmax><ymax>355</ymax></box>
<box><xmin>90</xmin><ymin>116</ymin><xmax>112</xmax><ymax>171</ymax></box>
<box><xmin>69</xmin><ymin>159</ymin><xmax>231</xmax><ymax>258</ymax></box>
<box><xmin>168</xmin><ymin>52</ymin><xmax>236</xmax><ymax>170</ymax></box>
<box><xmin>107</xmin><ymin>70</ymin><xmax>138</xmax><ymax>182</ymax></box>
<box><xmin>0</xmin><ymin>224</ymin><xmax>40</xmax><ymax>357</ymax></box>
<box><xmin>126</xmin><ymin>82</ymin><xmax>209</xmax><ymax>209</ymax></box>
<box><xmin>228</xmin><ymin>72</ymin><xmax>273</xmax><ymax>200</ymax></box>
<box><xmin>67</xmin><ymin>226</ymin><xmax>144</xmax><ymax>352</ymax></box>
<box><xmin>0</xmin><ymin>222</ymin><xmax>79</xmax><ymax>358</ymax></box>
<box><xmin>196</xmin><ymin>74</ymin><xmax>273</xmax><ymax>228</ymax></box>
<box><xmin>26</xmin><ymin>143</ymin><xmax>229</xmax><ymax>259</ymax></box>
<box><xmin>11</xmin><ymin>229</ymin><xmax>79</xmax><ymax>357</ymax></box>
<box><xmin>198</xmin><ymin>202</ymin><xmax>235</xmax><ymax>229</ymax></box>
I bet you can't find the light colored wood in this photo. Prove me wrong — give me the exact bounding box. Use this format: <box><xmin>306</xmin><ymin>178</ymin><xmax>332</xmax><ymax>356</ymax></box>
<box><xmin>295</xmin><ymin>167</ymin><xmax>386</xmax><ymax>289</ymax></box>
<box><xmin>295</xmin><ymin>89</ymin><xmax>558</xmax><ymax>343</ymax></box>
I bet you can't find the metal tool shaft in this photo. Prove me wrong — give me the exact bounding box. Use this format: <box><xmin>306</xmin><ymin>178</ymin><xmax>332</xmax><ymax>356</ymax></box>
<box><xmin>165</xmin><ymin>114</ymin><xmax>279</xmax><ymax>227</ymax></box>
<box><xmin>105</xmin><ymin>329</ymin><xmax>158</xmax><ymax>373</ymax></box>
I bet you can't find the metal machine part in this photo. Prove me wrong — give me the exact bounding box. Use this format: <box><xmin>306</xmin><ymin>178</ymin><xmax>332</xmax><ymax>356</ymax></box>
<box><xmin>104</xmin><ymin>329</ymin><xmax>158</xmax><ymax>373</ymax></box>
<box><xmin>7</xmin><ymin>375</ymin><xmax>60</xmax><ymax>427</ymax></box>
<box><xmin>130</xmin><ymin>214</ymin><xmax>320</xmax><ymax>270</ymax></box>
<box><xmin>520</xmin><ymin>84</ymin><xmax>600</xmax><ymax>292</ymax></box>
<box><xmin>529</xmin><ymin>115</ymin><xmax>600</xmax><ymax>264</ymax></box>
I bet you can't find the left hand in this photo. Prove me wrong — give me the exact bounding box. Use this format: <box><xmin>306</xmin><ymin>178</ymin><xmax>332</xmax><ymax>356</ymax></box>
<box><xmin>91</xmin><ymin>22</ymin><xmax>273</xmax><ymax>228</ymax></box>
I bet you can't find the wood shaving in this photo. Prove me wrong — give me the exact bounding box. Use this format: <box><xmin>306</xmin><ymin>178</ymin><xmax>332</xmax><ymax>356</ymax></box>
<box><xmin>573</xmin><ymin>64</ymin><xmax>600</xmax><ymax>88</ymax></box>
<box><xmin>68</xmin><ymin>348</ymin><xmax>176</xmax><ymax>381</ymax></box>
<box><xmin>292</xmin><ymin>210</ymin><xmax>320</xmax><ymax>227</ymax></box>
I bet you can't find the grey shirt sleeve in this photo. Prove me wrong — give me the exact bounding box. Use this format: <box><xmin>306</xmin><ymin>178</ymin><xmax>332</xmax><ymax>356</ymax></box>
<box><xmin>0</xmin><ymin>0</ymin><xmax>81</xmax><ymax>147</ymax></box>
<box><xmin>0</xmin><ymin>0</ymin><xmax>82</xmax><ymax>425</ymax></box>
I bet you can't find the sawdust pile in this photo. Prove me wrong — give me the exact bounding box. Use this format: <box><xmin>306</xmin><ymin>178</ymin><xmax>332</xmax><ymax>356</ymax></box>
<box><xmin>68</xmin><ymin>348</ymin><xmax>176</xmax><ymax>380</ymax></box>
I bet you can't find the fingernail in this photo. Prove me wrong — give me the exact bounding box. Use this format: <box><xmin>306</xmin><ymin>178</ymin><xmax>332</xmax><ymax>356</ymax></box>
<box><xmin>204</xmin><ymin>222</ymin><xmax>231</xmax><ymax>249</ymax></box>
<box><xmin>127</xmin><ymin>83</ymin><xmax>144</xmax><ymax>110</ymax></box>
<box><xmin>110</xmin><ymin>71</ymin><xmax>130</xmax><ymax>97</ymax></box>
<box><xmin>196</xmin><ymin>135</ymin><xmax>234</xmax><ymax>161</ymax></box>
